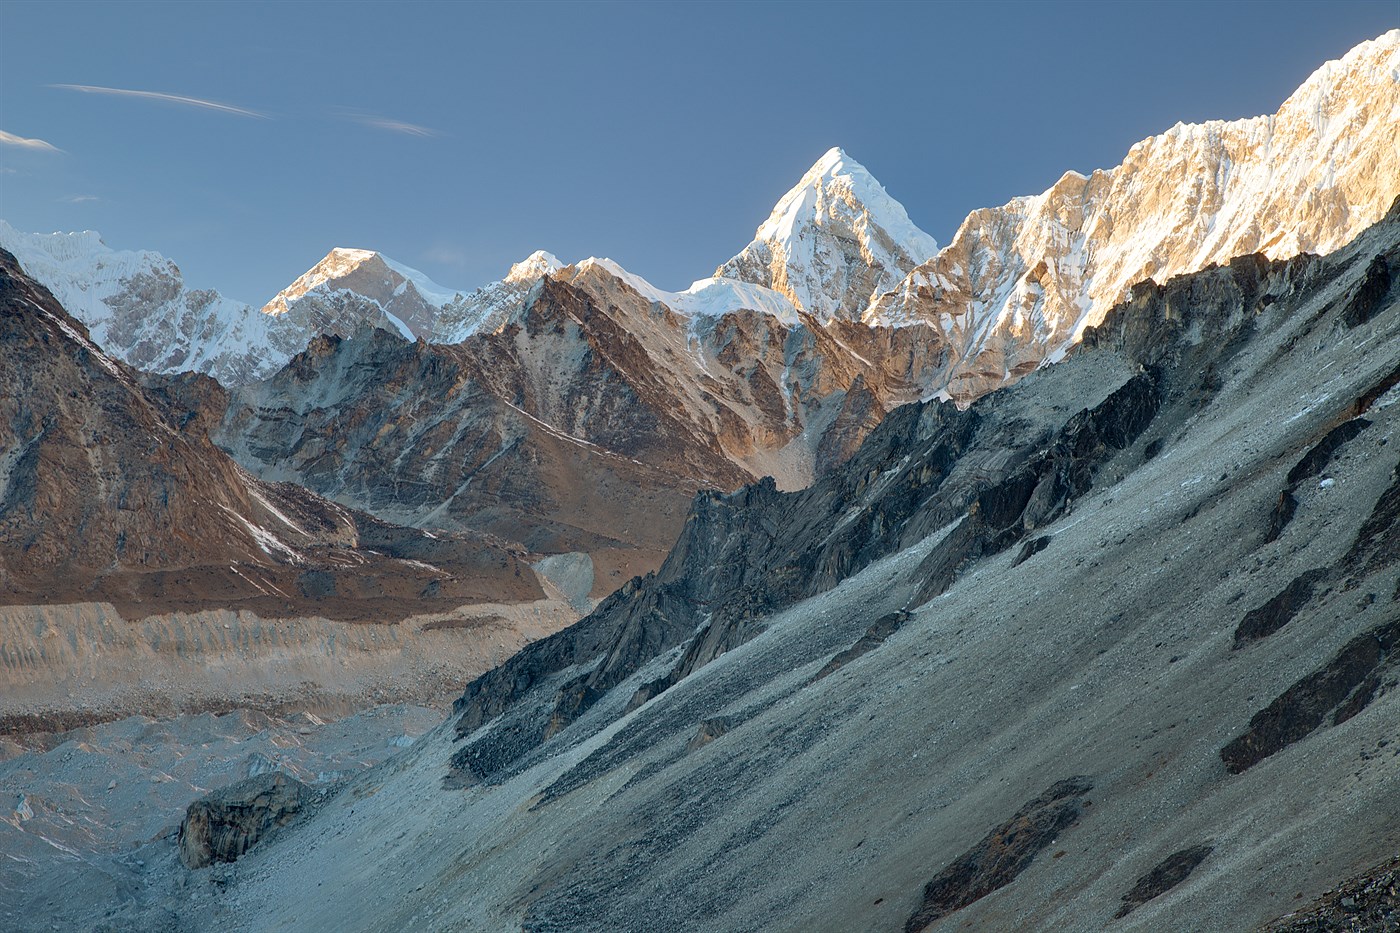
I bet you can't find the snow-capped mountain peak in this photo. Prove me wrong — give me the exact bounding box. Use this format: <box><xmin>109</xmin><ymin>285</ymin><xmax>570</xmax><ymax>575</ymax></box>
<box><xmin>505</xmin><ymin>250</ymin><xmax>565</xmax><ymax>284</ymax></box>
<box><xmin>0</xmin><ymin>219</ymin><xmax>280</xmax><ymax>383</ymax></box>
<box><xmin>261</xmin><ymin>248</ymin><xmax>462</xmax><ymax>325</ymax></box>
<box><xmin>716</xmin><ymin>146</ymin><xmax>938</xmax><ymax>322</ymax></box>
<box><xmin>261</xmin><ymin>248</ymin><xmax>377</xmax><ymax>316</ymax></box>
<box><xmin>254</xmin><ymin>247</ymin><xmax>484</xmax><ymax>347</ymax></box>
<box><xmin>755</xmin><ymin>147</ymin><xmax>933</xmax><ymax>255</ymax></box>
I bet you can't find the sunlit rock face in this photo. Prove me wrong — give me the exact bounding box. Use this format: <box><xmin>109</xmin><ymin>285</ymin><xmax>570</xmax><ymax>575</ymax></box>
<box><xmin>865</xmin><ymin>30</ymin><xmax>1400</xmax><ymax>403</ymax></box>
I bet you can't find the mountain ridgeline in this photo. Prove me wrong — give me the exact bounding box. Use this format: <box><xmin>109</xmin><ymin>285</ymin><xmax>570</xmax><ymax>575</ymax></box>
<box><xmin>0</xmin><ymin>35</ymin><xmax>1394</xmax><ymax>601</ymax></box>
<box><xmin>0</xmin><ymin>248</ymin><xmax>540</xmax><ymax>619</ymax></box>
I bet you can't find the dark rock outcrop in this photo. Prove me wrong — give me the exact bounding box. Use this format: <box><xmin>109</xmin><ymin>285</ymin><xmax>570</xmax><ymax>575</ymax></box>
<box><xmin>1011</xmin><ymin>534</ymin><xmax>1053</xmax><ymax>567</ymax></box>
<box><xmin>904</xmin><ymin>777</ymin><xmax>1093</xmax><ymax>932</ymax></box>
<box><xmin>1341</xmin><ymin>252</ymin><xmax>1394</xmax><ymax>328</ymax></box>
<box><xmin>1114</xmin><ymin>845</ymin><xmax>1214</xmax><ymax>919</ymax></box>
<box><xmin>812</xmin><ymin>610</ymin><xmax>910</xmax><ymax>681</ymax></box>
<box><xmin>1266</xmin><ymin>419</ymin><xmax>1372</xmax><ymax>542</ymax></box>
<box><xmin>685</xmin><ymin>715</ymin><xmax>740</xmax><ymax>752</ymax></box>
<box><xmin>177</xmin><ymin>771</ymin><xmax>311</xmax><ymax>869</ymax></box>
<box><xmin>1264</xmin><ymin>853</ymin><xmax>1400</xmax><ymax>931</ymax></box>
<box><xmin>1287</xmin><ymin>420</ymin><xmax>1372</xmax><ymax>486</ymax></box>
<box><xmin>1233</xmin><ymin>569</ymin><xmax>1329</xmax><ymax>648</ymax></box>
<box><xmin>1340</xmin><ymin>462</ymin><xmax>1400</xmax><ymax>585</ymax></box>
<box><xmin>1221</xmin><ymin>618</ymin><xmax>1400</xmax><ymax>773</ymax></box>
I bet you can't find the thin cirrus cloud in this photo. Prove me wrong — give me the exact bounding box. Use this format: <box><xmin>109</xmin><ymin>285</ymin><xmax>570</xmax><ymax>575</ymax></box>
<box><xmin>335</xmin><ymin>109</ymin><xmax>441</xmax><ymax>138</ymax></box>
<box><xmin>0</xmin><ymin>130</ymin><xmax>63</xmax><ymax>153</ymax></box>
<box><xmin>61</xmin><ymin>194</ymin><xmax>100</xmax><ymax>204</ymax></box>
<box><xmin>49</xmin><ymin>84</ymin><xmax>267</xmax><ymax>118</ymax></box>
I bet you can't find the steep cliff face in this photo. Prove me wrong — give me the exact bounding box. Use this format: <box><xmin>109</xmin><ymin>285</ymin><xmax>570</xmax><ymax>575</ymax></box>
<box><xmin>0</xmin><ymin>249</ymin><xmax>539</xmax><ymax>619</ymax></box>
<box><xmin>866</xmin><ymin>29</ymin><xmax>1400</xmax><ymax>403</ymax></box>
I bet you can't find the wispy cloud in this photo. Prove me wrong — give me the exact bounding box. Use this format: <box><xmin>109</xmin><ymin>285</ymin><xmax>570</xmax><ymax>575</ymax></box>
<box><xmin>61</xmin><ymin>194</ymin><xmax>100</xmax><ymax>204</ymax></box>
<box><xmin>0</xmin><ymin>130</ymin><xmax>63</xmax><ymax>153</ymax></box>
<box><xmin>50</xmin><ymin>84</ymin><xmax>266</xmax><ymax>118</ymax></box>
<box><xmin>424</xmin><ymin>244</ymin><xmax>470</xmax><ymax>267</ymax></box>
<box><xmin>336</xmin><ymin>109</ymin><xmax>441</xmax><ymax>138</ymax></box>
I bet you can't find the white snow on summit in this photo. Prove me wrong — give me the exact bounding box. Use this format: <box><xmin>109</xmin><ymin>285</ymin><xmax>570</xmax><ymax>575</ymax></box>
<box><xmin>261</xmin><ymin>247</ymin><xmax>464</xmax><ymax>326</ymax></box>
<box><xmin>864</xmin><ymin>28</ymin><xmax>1400</xmax><ymax>404</ymax></box>
<box><xmin>717</xmin><ymin>146</ymin><xmax>938</xmax><ymax>322</ymax></box>
<box><xmin>756</xmin><ymin>147</ymin><xmax>936</xmax><ymax>265</ymax></box>
<box><xmin>505</xmin><ymin>250</ymin><xmax>565</xmax><ymax>284</ymax></box>
<box><xmin>0</xmin><ymin>219</ymin><xmax>276</xmax><ymax>382</ymax></box>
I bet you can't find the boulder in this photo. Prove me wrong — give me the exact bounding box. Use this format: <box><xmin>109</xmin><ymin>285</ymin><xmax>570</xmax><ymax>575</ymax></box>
<box><xmin>178</xmin><ymin>771</ymin><xmax>311</xmax><ymax>870</ymax></box>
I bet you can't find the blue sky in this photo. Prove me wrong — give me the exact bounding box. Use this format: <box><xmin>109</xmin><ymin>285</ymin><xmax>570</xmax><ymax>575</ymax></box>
<box><xmin>1</xmin><ymin>1</ymin><xmax>1395</xmax><ymax>304</ymax></box>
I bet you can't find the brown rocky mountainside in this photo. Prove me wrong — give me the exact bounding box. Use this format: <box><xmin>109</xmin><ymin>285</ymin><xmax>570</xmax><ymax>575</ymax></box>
<box><xmin>0</xmin><ymin>248</ymin><xmax>540</xmax><ymax>621</ymax></box>
<box><xmin>217</xmin><ymin>261</ymin><xmax>951</xmax><ymax>587</ymax></box>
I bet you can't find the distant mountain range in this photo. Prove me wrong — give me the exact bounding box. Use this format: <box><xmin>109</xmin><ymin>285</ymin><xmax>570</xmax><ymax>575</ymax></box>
<box><xmin>0</xmin><ymin>247</ymin><xmax>540</xmax><ymax>617</ymax></box>
<box><xmin>1</xmin><ymin>29</ymin><xmax>1396</xmax><ymax>591</ymax></box>
<box><xmin>5</xmin><ymin>33</ymin><xmax>1395</xmax><ymax>403</ymax></box>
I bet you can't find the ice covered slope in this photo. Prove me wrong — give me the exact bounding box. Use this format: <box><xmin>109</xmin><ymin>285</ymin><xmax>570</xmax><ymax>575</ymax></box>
<box><xmin>0</xmin><ymin>220</ymin><xmax>279</xmax><ymax>384</ymax></box>
<box><xmin>866</xmin><ymin>29</ymin><xmax>1400</xmax><ymax>403</ymax></box>
<box><xmin>718</xmin><ymin>146</ymin><xmax>939</xmax><ymax>322</ymax></box>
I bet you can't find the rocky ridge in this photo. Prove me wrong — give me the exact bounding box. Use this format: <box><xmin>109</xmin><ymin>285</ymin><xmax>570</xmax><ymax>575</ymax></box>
<box><xmin>0</xmin><ymin>247</ymin><xmax>540</xmax><ymax>619</ymax></box>
<box><xmin>216</xmin><ymin>257</ymin><xmax>955</xmax><ymax>582</ymax></box>
<box><xmin>862</xmin><ymin>29</ymin><xmax>1400</xmax><ymax>402</ymax></box>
